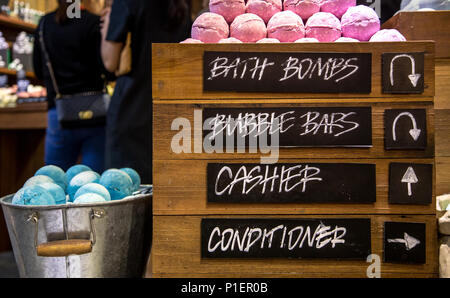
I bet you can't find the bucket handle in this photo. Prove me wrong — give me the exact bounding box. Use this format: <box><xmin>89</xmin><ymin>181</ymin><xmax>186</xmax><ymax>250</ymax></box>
<box><xmin>28</xmin><ymin>209</ymin><xmax>105</xmax><ymax>257</ymax></box>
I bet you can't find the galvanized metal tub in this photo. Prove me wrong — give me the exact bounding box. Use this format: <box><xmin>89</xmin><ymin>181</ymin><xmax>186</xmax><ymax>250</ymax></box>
<box><xmin>0</xmin><ymin>187</ymin><xmax>152</xmax><ymax>278</ymax></box>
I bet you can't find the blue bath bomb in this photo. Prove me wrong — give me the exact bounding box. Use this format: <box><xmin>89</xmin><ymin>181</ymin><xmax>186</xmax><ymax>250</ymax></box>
<box><xmin>73</xmin><ymin>193</ymin><xmax>107</xmax><ymax>204</ymax></box>
<box><xmin>67</xmin><ymin>171</ymin><xmax>100</xmax><ymax>202</ymax></box>
<box><xmin>74</xmin><ymin>183</ymin><xmax>111</xmax><ymax>202</ymax></box>
<box><xmin>40</xmin><ymin>182</ymin><xmax>67</xmax><ymax>205</ymax></box>
<box><xmin>120</xmin><ymin>168</ymin><xmax>141</xmax><ymax>192</ymax></box>
<box><xmin>35</xmin><ymin>165</ymin><xmax>67</xmax><ymax>191</ymax></box>
<box><xmin>12</xmin><ymin>185</ymin><xmax>56</xmax><ymax>206</ymax></box>
<box><xmin>66</xmin><ymin>165</ymin><xmax>92</xmax><ymax>185</ymax></box>
<box><xmin>99</xmin><ymin>169</ymin><xmax>133</xmax><ymax>201</ymax></box>
<box><xmin>24</xmin><ymin>175</ymin><xmax>55</xmax><ymax>187</ymax></box>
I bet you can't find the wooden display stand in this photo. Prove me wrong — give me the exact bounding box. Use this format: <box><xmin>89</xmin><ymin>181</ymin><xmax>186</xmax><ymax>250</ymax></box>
<box><xmin>152</xmin><ymin>42</ymin><xmax>437</xmax><ymax>278</ymax></box>
<box><xmin>383</xmin><ymin>11</ymin><xmax>450</xmax><ymax>197</ymax></box>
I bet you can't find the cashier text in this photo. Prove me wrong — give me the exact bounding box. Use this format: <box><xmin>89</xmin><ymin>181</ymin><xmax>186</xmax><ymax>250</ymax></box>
<box><xmin>171</xmin><ymin>109</ymin><xmax>361</xmax><ymax>163</ymax></box>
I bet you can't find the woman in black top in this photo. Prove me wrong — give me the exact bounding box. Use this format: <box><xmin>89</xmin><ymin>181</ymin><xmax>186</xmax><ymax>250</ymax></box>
<box><xmin>100</xmin><ymin>0</ymin><xmax>191</xmax><ymax>184</ymax></box>
<box><xmin>33</xmin><ymin>1</ymin><xmax>109</xmax><ymax>173</ymax></box>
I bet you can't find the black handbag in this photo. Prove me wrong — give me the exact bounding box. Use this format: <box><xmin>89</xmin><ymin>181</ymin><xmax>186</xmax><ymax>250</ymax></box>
<box><xmin>39</xmin><ymin>18</ymin><xmax>110</xmax><ymax>129</ymax></box>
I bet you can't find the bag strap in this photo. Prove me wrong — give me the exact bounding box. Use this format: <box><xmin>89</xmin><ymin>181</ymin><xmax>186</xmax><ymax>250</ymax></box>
<box><xmin>39</xmin><ymin>18</ymin><xmax>62</xmax><ymax>98</ymax></box>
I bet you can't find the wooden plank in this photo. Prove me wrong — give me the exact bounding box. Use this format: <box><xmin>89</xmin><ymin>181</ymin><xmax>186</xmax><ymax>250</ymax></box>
<box><xmin>435</xmin><ymin>109</ymin><xmax>450</xmax><ymax>158</ymax></box>
<box><xmin>152</xmin><ymin>42</ymin><xmax>435</xmax><ymax>101</ymax></box>
<box><xmin>152</xmin><ymin>215</ymin><xmax>438</xmax><ymax>278</ymax></box>
<box><xmin>154</xmin><ymin>102</ymin><xmax>435</xmax><ymax>160</ymax></box>
<box><xmin>436</xmin><ymin>59</ymin><xmax>450</xmax><ymax>110</ymax></box>
<box><xmin>382</xmin><ymin>11</ymin><xmax>450</xmax><ymax>59</ymax></box>
<box><xmin>0</xmin><ymin>14</ymin><xmax>37</xmax><ymax>33</ymax></box>
<box><xmin>153</xmin><ymin>158</ymin><xmax>436</xmax><ymax>215</ymax></box>
<box><xmin>0</xmin><ymin>110</ymin><xmax>47</xmax><ymax>129</ymax></box>
<box><xmin>436</xmin><ymin>157</ymin><xmax>450</xmax><ymax>196</ymax></box>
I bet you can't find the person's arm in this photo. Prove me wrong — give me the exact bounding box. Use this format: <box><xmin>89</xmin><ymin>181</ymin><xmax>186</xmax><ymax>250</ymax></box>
<box><xmin>100</xmin><ymin>7</ymin><xmax>123</xmax><ymax>73</ymax></box>
<box><xmin>32</xmin><ymin>23</ymin><xmax>44</xmax><ymax>81</ymax></box>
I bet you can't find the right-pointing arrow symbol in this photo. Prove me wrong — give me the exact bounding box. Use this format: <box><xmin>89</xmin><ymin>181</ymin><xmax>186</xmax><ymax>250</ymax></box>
<box><xmin>388</xmin><ymin>233</ymin><xmax>421</xmax><ymax>251</ymax></box>
<box><xmin>401</xmin><ymin>167</ymin><xmax>419</xmax><ymax>197</ymax></box>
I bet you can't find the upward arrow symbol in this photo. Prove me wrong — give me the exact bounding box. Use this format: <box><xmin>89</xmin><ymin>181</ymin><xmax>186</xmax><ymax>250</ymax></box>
<box><xmin>401</xmin><ymin>167</ymin><xmax>419</xmax><ymax>197</ymax></box>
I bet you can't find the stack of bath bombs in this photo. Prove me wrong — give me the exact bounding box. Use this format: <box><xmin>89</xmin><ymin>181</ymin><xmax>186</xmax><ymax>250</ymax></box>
<box><xmin>11</xmin><ymin>165</ymin><xmax>141</xmax><ymax>206</ymax></box>
<box><xmin>181</xmin><ymin>0</ymin><xmax>407</xmax><ymax>44</ymax></box>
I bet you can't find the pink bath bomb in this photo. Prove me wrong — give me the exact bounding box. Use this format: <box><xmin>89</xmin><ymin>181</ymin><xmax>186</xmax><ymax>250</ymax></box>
<box><xmin>230</xmin><ymin>13</ymin><xmax>267</xmax><ymax>42</ymax></box>
<box><xmin>295</xmin><ymin>37</ymin><xmax>319</xmax><ymax>42</ymax></box>
<box><xmin>369</xmin><ymin>29</ymin><xmax>407</xmax><ymax>42</ymax></box>
<box><xmin>267</xmin><ymin>11</ymin><xmax>305</xmax><ymax>42</ymax></box>
<box><xmin>191</xmin><ymin>12</ymin><xmax>229</xmax><ymax>43</ymax></box>
<box><xmin>180</xmin><ymin>38</ymin><xmax>203</xmax><ymax>44</ymax></box>
<box><xmin>257</xmin><ymin>38</ymin><xmax>280</xmax><ymax>43</ymax></box>
<box><xmin>246</xmin><ymin>0</ymin><xmax>282</xmax><ymax>24</ymax></box>
<box><xmin>218</xmin><ymin>37</ymin><xmax>243</xmax><ymax>43</ymax></box>
<box><xmin>341</xmin><ymin>5</ymin><xmax>380</xmax><ymax>41</ymax></box>
<box><xmin>335</xmin><ymin>37</ymin><xmax>359</xmax><ymax>42</ymax></box>
<box><xmin>284</xmin><ymin>0</ymin><xmax>321</xmax><ymax>21</ymax></box>
<box><xmin>209</xmin><ymin>0</ymin><xmax>246</xmax><ymax>24</ymax></box>
<box><xmin>320</xmin><ymin>0</ymin><xmax>356</xmax><ymax>19</ymax></box>
<box><xmin>305</xmin><ymin>12</ymin><xmax>341</xmax><ymax>42</ymax></box>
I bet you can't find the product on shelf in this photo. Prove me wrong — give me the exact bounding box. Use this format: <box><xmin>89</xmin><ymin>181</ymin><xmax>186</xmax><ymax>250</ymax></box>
<box><xmin>284</xmin><ymin>0</ymin><xmax>321</xmax><ymax>21</ymax></box>
<box><xmin>12</xmin><ymin>31</ymin><xmax>33</xmax><ymax>72</ymax></box>
<box><xmin>341</xmin><ymin>5</ymin><xmax>381</xmax><ymax>41</ymax></box>
<box><xmin>99</xmin><ymin>169</ymin><xmax>134</xmax><ymax>201</ymax></box>
<box><xmin>184</xmin><ymin>0</ymin><xmax>397</xmax><ymax>43</ymax></box>
<box><xmin>180</xmin><ymin>38</ymin><xmax>203</xmax><ymax>43</ymax></box>
<box><xmin>369</xmin><ymin>29</ymin><xmax>407</xmax><ymax>42</ymax></box>
<box><xmin>320</xmin><ymin>0</ymin><xmax>356</xmax><ymax>19</ymax></box>
<box><xmin>295</xmin><ymin>37</ymin><xmax>319</xmax><ymax>42</ymax></box>
<box><xmin>335</xmin><ymin>36</ymin><xmax>360</xmax><ymax>42</ymax></box>
<box><xmin>0</xmin><ymin>32</ymin><xmax>8</xmax><ymax>68</ymax></box>
<box><xmin>305</xmin><ymin>12</ymin><xmax>342</xmax><ymax>42</ymax></box>
<box><xmin>209</xmin><ymin>0</ymin><xmax>246</xmax><ymax>24</ymax></box>
<box><xmin>230</xmin><ymin>13</ymin><xmax>267</xmax><ymax>43</ymax></box>
<box><xmin>218</xmin><ymin>37</ymin><xmax>242</xmax><ymax>43</ymax></box>
<box><xmin>267</xmin><ymin>10</ymin><xmax>305</xmax><ymax>42</ymax></box>
<box><xmin>246</xmin><ymin>0</ymin><xmax>283</xmax><ymax>24</ymax></box>
<box><xmin>257</xmin><ymin>37</ymin><xmax>280</xmax><ymax>43</ymax></box>
<box><xmin>191</xmin><ymin>12</ymin><xmax>229</xmax><ymax>43</ymax></box>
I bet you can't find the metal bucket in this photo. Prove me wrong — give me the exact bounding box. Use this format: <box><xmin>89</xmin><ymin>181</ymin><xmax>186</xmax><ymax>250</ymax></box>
<box><xmin>0</xmin><ymin>187</ymin><xmax>152</xmax><ymax>278</ymax></box>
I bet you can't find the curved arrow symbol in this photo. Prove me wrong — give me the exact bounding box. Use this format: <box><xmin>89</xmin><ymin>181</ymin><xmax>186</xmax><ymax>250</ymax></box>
<box><xmin>392</xmin><ymin>112</ymin><xmax>421</xmax><ymax>142</ymax></box>
<box><xmin>388</xmin><ymin>233</ymin><xmax>421</xmax><ymax>251</ymax></box>
<box><xmin>390</xmin><ymin>54</ymin><xmax>421</xmax><ymax>87</ymax></box>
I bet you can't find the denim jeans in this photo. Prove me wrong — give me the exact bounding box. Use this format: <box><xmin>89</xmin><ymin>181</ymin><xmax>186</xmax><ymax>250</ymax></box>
<box><xmin>45</xmin><ymin>108</ymin><xmax>106</xmax><ymax>173</ymax></box>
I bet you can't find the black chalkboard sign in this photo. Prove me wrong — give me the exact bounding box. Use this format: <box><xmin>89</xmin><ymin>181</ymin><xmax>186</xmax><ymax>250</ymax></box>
<box><xmin>203</xmin><ymin>107</ymin><xmax>372</xmax><ymax>148</ymax></box>
<box><xmin>201</xmin><ymin>218</ymin><xmax>372</xmax><ymax>259</ymax></box>
<box><xmin>389</xmin><ymin>163</ymin><xmax>433</xmax><ymax>205</ymax></box>
<box><xmin>207</xmin><ymin>163</ymin><xmax>376</xmax><ymax>204</ymax></box>
<box><xmin>384</xmin><ymin>222</ymin><xmax>426</xmax><ymax>264</ymax></box>
<box><xmin>203</xmin><ymin>51</ymin><xmax>372</xmax><ymax>93</ymax></box>
<box><xmin>384</xmin><ymin>109</ymin><xmax>427</xmax><ymax>150</ymax></box>
<box><xmin>382</xmin><ymin>52</ymin><xmax>425</xmax><ymax>94</ymax></box>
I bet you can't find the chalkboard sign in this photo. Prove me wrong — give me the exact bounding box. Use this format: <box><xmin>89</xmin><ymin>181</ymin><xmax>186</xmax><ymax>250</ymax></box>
<box><xmin>203</xmin><ymin>107</ymin><xmax>372</xmax><ymax>148</ymax></box>
<box><xmin>384</xmin><ymin>222</ymin><xmax>426</xmax><ymax>264</ymax></box>
<box><xmin>207</xmin><ymin>163</ymin><xmax>376</xmax><ymax>203</ymax></box>
<box><xmin>203</xmin><ymin>51</ymin><xmax>372</xmax><ymax>93</ymax></box>
<box><xmin>201</xmin><ymin>218</ymin><xmax>372</xmax><ymax>259</ymax></box>
<box><xmin>389</xmin><ymin>163</ymin><xmax>433</xmax><ymax>205</ymax></box>
<box><xmin>384</xmin><ymin>109</ymin><xmax>427</xmax><ymax>150</ymax></box>
<box><xmin>382</xmin><ymin>52</ymin><xmax>425</xmax><ymax>94</ymax></box>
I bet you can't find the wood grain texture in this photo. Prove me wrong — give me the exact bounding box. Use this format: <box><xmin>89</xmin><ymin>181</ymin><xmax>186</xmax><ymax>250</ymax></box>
<box><xmin>152</xmin><ymin>42</ymin><xmax>435</xmax><ymax>101</ymax></box>
<box><xmin>0</xmin><ymin>103</ymin><xmax>48</xmax><ymax>130</ymax></box>
<box><xmin>153</xmin><ymin>158</ymin><xmax>436</xmax><ymax>215</ymax></box>
<box><xmin>154</xmin><ymin>102</ymin><xmax>435</xmax><ymax>160</ymax></box>
<box><xmin>152</xmin><ymin>215</ymin><xmax>438</xmax><ymax>278</ymax></box>
<box><xmin>436</xmin><ymin>59</ymin><xmax>450</xmax><ymax>110</ymax></box>
<box><xmin>437</xmin><ymin>157</ymin><xmax>450</xmax><ymax>196</ymax></box>
<box><xmin>382</xmin><ymin>11</ymin><xmax>450</xmax><ymax>59</ymax></box>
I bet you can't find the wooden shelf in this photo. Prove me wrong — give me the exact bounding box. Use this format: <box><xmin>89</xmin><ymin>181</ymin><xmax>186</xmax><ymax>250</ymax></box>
<box><xmin>0</xmin><ymin>67</ymin><xmax>37</xmax><ymax>80</ymax></box>
<box><xmin>0</xmin><ymin>14</ymin><xmax>37</xmax><ymax>33</ymax></box>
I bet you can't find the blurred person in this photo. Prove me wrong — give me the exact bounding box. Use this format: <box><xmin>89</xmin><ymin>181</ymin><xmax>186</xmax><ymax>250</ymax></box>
<box><xmin>100</xmin><ymin>0</ymin><xmax>191</xmax><ymax>184</ymax></box>
<box><xmin>33</xmin><ymin>0</ymin><xmax>111</xmax><ymax>173</ymax></box>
